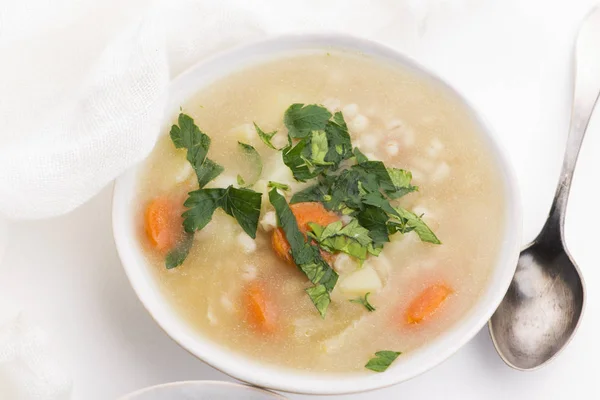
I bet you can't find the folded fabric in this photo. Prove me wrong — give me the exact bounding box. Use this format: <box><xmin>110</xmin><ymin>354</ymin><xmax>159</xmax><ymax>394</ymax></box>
<box><xmin>0</xmin><ymin>312</ymin><xmax>72</xmax><ymax>400</ymax></box>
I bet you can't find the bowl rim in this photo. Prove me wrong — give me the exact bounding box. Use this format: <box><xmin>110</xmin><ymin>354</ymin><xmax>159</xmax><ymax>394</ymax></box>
<box><xmin>112</xmin><ymin>33</ymin><xmax>522</xmax><ymax>395</ymax></box>
<box><xmin>118</xmin><ymin>380</ymin><xmax>287</xmax><ymax>400</ymax></box>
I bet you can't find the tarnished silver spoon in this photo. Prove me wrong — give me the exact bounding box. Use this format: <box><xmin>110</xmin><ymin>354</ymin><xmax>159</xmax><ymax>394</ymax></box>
<box><xmin>488</xmin><ymin>7</ymin><xmax>600</xmax><ymax>370</ymax></box>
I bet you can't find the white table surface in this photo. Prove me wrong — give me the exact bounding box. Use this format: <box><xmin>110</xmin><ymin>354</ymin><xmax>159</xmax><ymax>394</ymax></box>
<box><xmin>2</xmin><ymin>2</ymin><xmax>600</xmax><ymax>399</ymax></box>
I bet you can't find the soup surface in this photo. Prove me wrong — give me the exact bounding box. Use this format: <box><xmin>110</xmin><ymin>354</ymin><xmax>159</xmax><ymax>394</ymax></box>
<box><xmin>136</xmin><ymin>51</ymin><xmax>505</xmax><ymax>373</ymax></box>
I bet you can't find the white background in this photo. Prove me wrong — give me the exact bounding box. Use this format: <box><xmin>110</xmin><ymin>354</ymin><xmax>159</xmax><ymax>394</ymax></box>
<box><xmin>2</xmin><ymin>1</ymin><xmax>600</xmax><ymax>399</ymax></box>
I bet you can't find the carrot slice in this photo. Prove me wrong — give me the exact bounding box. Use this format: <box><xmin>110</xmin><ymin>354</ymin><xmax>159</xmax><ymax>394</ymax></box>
<box><xmin>405</xmin><ymin>284</ymin><xmax>453</xmax><ymax>324</ymax></box>
<box><xmin>144</xmin><ymin>196</ymin><xmax>183</xmax><ymax>253</ymax></box>
<box><xmin>272</xmin><ymin>202</ymin><xmax>340</xmax><ymax>264</ymax></box>
<box><xmin>243</xmin><ymin>282</ymin><xmax>277</xmax><ymax>333</ymax></box>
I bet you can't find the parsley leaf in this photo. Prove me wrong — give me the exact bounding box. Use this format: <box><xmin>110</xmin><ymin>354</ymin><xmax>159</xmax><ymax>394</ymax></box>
<box><xmin>220</xmin><ymin>186</ymin><xmax>262</xmax><ymax>239</ymax></box>
<box><xmin>282</xmin><ymin>138</ymin><xmax>319</xmax><ymax>182</ymax></box>
<box><xmin>310</xmin><ymin>130</ymin><xmax>333</xmax><ymax>165</ymax></box>
<box><xmin>237</xmin><ymin>142</ymin><xmax>262</xmax><ymax>187</ymax></box>
<box><xmin>267</xmin><ymin>181</ymin><xmax>290</xmax><ymax>191</ymax></box>
<box><xmin>197</xmin><ymin>158</ymin><xmax>224</xmax><ymax>188</ymax></box>
<box><xmin>170</xmin><ymin>113</ymin><xmax>222</xmax><ymax>187</ymax></box>
<box><xmin>305</xmin><ymin>284</ymin><xmax>330</xmax><ymax>318</ymax></box>
<box><xmin>254</xmin><ymin>122</ymin><xmax>279</xmax><ymax>149</ymax></box>
<box><xmin>353</xmin><ymin>147</ymin><xmax>369</xmax><ymax>163</ymax></box>
<box><xmin>182</xmin><ymin>188</ymin><xmax>225</xmax><ymax>233</ymax></box>
<box><xmin>356</xmin><ymin>205</ymin><xmax>390</xmax><ymax>247</ymax></box>
<box><xmin>324</xmin><ymin>112</ymin><xmax>353</xmax><ymax>167</ymax></box>
<box><xmin>165</xmin><ymin>233</ymin><xmax>194</xmax><ymax>269</ymax></box>
<box><xmin>268</xmin><ymin>188</ymin><xmax>338</xmax><ymax>317</ymax></box>
<box><xmin>284</xmin><ymin>104</ymin><xmax>332</xmax><ymax>139</ymax></box>
<box><xmin>308</xmin><ymin>219</ymin><xmax>373</xmax><ymax>260</ymax></box>
<box><xmin>365</xmin><ymin>351</ymin><xmax>402</xmax><ymax>372</ymax></box>
<box><xmin>354</xmin><ymin>161</ymin><xmax>395</xmax><ymax>193</ymax></box>
<box><xmin>393</xmin><ymin>207</ymin><xmax>441</xmax><ymax>244</ymax></box>
<box><xmin>290</xmin><ymin>182</ymin><xmax>329</xmax><ymax>204</ymax></box>
<box><xmin>183</xmin><ymin>186</ymin><xmax>261</xmax><ymax>239</ymax></box>
<box><xmin>350</xmin><ymin>292</ymin><xmax>376</xmax><ymax>312</ymax></box>
<box><xmin>386</xmin><ymin>168</ymin><xmax>418</xmax><ymax>199</ymax></box>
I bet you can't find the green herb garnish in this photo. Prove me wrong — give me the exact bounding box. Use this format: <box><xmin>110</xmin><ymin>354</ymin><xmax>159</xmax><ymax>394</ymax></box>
<box><xmin>350</xmin><ymin>292</ymin><xmax>376</xmax><ymax>312</ymax></box>
<box><xmin>184</xmin><ymin>186</ymin><xmax>261</xmax><ymax>238</ymax></box>
<box><xmin>281</xmin><ymin>105</ymin><xmax>353</xmax><ymax>181</ymax></box>
<box><xmin>237</xmin><ymin>141</ymin><xmax>262</xmax><ymax>187</ymax></box>
<box><xmin>170</xmin><ymin>113</ymin><xmax>223</xmax><ymax>187</ymax></box>
<box><xmin>284</xmin><ymin>103</ymin><xmax>332</xmax><ymax>139</ymax></box>
<box><xmin>353</xmin><ymin>147</ymin><xmax>369</xmax><ymax>163</ymax></box>
<box><xmin>289</xmin><ymin>156</ymin><xmax>436</xmax><ymax>248</ymax></box>
<box><xmin>309</xmin><ymin>130</ymin><xmax>332</xmax><ymax>166</ymax></box>
<box><xmin>254</xmin><ymin>122</ymin><xmax>279</xmax><ymax>150</ymax></box>
<box><xmin>365</xmin><ymin>351</ymin><xmax>401</xmax><ymax>372</ymax></box>
<box><xmin>165</xmin><ymin>233</ymin><xmax>194</xmax><ymax>269</ymax></box>
<box><xmin>269</xmin><ymin>188</ymin><xmax>338</xmax><ymax>317</ymax></box>
<box><xmin>308</xmin><ymin>219</ymin><xmax>373</xmax><ymax>260</ymax></box>
<box><xmin>267</xmin><ymin>181</ymin><xmax>290</xmax><ymax>191</ymax></box>
<box><xmin>166</xmin><ymin>114</ymin><xmax>263</xmax><ymax>269</ymax></box>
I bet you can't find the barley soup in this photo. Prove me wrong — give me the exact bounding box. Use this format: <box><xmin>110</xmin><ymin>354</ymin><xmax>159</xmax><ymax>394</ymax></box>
<box><xmin>136</xmin><ymin>52</ymin><xmax>505</xmax><ymax>373</ymax></box>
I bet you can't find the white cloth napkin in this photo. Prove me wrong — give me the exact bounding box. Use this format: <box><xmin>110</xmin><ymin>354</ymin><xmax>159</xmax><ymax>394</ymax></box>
<box><xmin>0</xmin><ymin>312</ymin><xmax>71</xmax><ymax>400</ymax></box>
<box><xmin>0</xmin><ymin>0</ymin><xmax>433</xmax><ymax>220</ymax></box>
<box><xmin>0</xmin><ymin>0</ymin><xmax>597</xmax><ymax>398</ymax></box>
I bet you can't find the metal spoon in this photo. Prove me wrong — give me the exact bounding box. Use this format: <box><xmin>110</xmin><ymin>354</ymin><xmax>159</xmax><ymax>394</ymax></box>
<box><xmin>488</xmin><ymin>7</ymin><xmax>600</xmax><ymax>370</ymax></box>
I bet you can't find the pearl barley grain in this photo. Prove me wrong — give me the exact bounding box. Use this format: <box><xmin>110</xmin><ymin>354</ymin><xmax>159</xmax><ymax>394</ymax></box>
<box><xmin>323</xmin><ymin>97</ymin><xmax>341</xmax><ymax>112</ymax></box>
<box><xmin>350</xmin><ymin>114</ymin><xmax>369</xmax><ymax>133</ymax></box>
<box><xmin>260</xmin><ymin>211</ymin><xmax>277</xmax><ymax>231</ymax></box>
<box><xmin>342</xmin><ymin>103</ymin><xmax>359</xmax><ymax>118</ymax></box>
<box><xmin>384</xmin><ymin>140</ymin><xmax>400</xmax><ymax>156</ymax></box>
<box><xmin>237</xmin><ymin>232</ymin><xmax>257</xmax><ymax>253</ymax></box>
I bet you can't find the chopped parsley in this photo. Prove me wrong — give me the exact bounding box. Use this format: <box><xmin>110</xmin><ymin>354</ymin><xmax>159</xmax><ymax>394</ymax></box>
<box><xmin>365</xmin><ymin>351</ymin><xmax>402</xmax><ymax>372</ymax></box>
<box><xmin>183</xmin><ymin>186</ymin><xmax>261</xmax><ymax>239</ymax></box>
<box><xmin>165</xmin><ymin>233</ymin><xmax>194</xmax><ymax>269</ymax></box>
<box><xmin>165</xmin><ymin>114</ymin><xmax>262</xmax><ymax>269</ymax></box>
<box><xmin>269</xmin><ymin>188</ymin><xmax>338</xmax><ymax>317</ymax></box>
<box><xmin>254</xmin><ymin>122</ymin><xmax>280</xmax><ymax>150</ymax></box>
<box><xmin>308</xmin><ymin>219</ymin><xmax>373</xmax><ymax>260</ymax></box>
<box><xmin>267</xmin><ymin>181</ymin><xmax>290</xmax><ymax>191</ymax></box>
<box><xmin>284</xmin><ymin>103</ymin><xmax>332</xmax><ymax>139</ymax></box>
<box><xmin>237</xmin><ymin>141</ymin><xmax>262</xmax><ymax>187</ymax></box>
<box><xmin>170</xmin><ymin>113</ymin><xmax>223</xmax><ymax>187</ymax></box>
<box><xmin>350</xmin><ymin>292</ymin><xmax>376</xmax><ymax>312</ymax></box>
<box><xmin>282</xmin><ymin>105</ymin><xmax>353</xmax><ymax>181</ymax></box>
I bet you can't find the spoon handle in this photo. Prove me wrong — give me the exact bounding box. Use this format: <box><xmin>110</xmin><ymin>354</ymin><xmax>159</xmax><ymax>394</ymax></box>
<box><xmin>541</xmin><ymin>7</ymin><xmax>600</xmax><ymax>240</ymax></box>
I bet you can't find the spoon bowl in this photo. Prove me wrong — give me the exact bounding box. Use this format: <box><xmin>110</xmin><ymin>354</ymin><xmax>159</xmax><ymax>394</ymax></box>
<box><xmin>489</xmin><ymin>229</ymin><xmax>585</xmax><ymax>370</ymax></box>
<box><xmin>488</xmin><ymin>6</ymin><xmax>600</xmax><ymax>370</ymax></box>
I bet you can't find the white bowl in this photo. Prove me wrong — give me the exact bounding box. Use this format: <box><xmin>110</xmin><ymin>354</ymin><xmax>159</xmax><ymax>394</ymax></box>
<box><xmin>119</xmin><ymin>381</ymin><xmax>286</xmax><ymax>400</ymax></box>
<box><xmin>112</xmin><ymin>34</ymin><xmax>522</xmax><ymax>395</ymax></box>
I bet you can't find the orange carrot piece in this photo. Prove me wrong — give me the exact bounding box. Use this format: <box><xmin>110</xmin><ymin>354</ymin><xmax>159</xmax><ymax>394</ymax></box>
<box><xmin>405</xmin><ymin>284</ymin><xmax>453</xmax><ymax>324</ymax></box>
<box><xmin>272</xmin><ymin>202</ymin><xmax>340</xmax><ymax>264</ymax></box>
<box><xmin>272</xmin><ymin>228</ymin><xmax>293</xmax><ymax>264</ymax></box>
<box><xmin>144</xmin><ymin>196</ymin><xmax>183</xmax><ymax>253</ymax></box>
<box><xmin>243</xmin><ymin>282</ymin><xmax>277</xmax><ymax>333</ymax></box>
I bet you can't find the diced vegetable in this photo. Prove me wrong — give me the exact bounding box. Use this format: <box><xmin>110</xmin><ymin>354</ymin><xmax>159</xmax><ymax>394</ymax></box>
<box><xmin>144</xmin><ymin>196</ymin><xmax>183</xmax><ymax>252</ymax></box>
<box><xmin>272</xmin><ymin>202</ymin><xmax>340</xmax><ymax>264</ymax></box>
<box><xmin>339</xmin><ymin>265</ymin><xmax>382</xmax><ymax>296</ymax></box>
<box><xmin>405</xmin><ymin>283</ymin><xmax>453</xmax><ymax>324</ymax></box>
<box><xmin>271</xmin><ymin>228</ymin><xmax>293</xmax><ymax>264</ymax></box>
<box><xmin>243</xmin><ymin>282</ymin><xmax>277</xmax><ymax>333</ymax></box>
